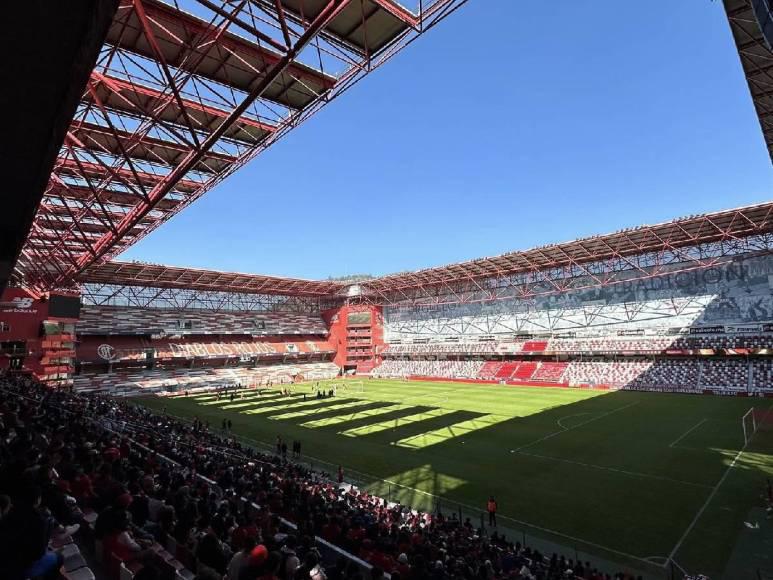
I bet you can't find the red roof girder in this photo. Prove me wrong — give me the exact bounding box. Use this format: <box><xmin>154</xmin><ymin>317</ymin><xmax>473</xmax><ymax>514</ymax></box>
<box><xmin>723</xmin><ymin>0</ymin><xmax>773</xmax><ymax>162</ymax></box>
<box><xmin>68</xmin><ymin>120</ymin><xmax>236</xmax><ymax>174</ymax></box>
<box><xmin>74</xmin><ymin>203</ymin><xmax>773</xmax><ymax>300</ymax></box>
<box><xmin>80</xmin><ymin>260</ymin><xmax>345</xmax><ymax>297</ymax></box>
<box><xmin>109</xmin><ymin>0</ymin><xmax>336</xmax><ymax>111</ymax></box>
<box><xmin>361</xmin><ymin>202</ymin><xmax>773</xmax><ymax>294</ymax></box>
<box><xmin>87</xmin><ymin>72</ymin><xmax>277</xmax><ymax>145</ymax></box>
<box><xmin>13</xmin><ymin>0</ymin><xmax>471</xmax><ymax>290</ymax></box>
<box><xmin>54</xmin><ymin>156</ymin><xmax>202</xmax><ymax>194</ymax></box>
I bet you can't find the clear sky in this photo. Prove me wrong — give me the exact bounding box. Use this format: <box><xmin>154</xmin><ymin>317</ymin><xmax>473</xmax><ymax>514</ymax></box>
<box><xmin>121</xmin><ymin>0</ymin><xmax>773</xmax><ymax>279</ymax></box>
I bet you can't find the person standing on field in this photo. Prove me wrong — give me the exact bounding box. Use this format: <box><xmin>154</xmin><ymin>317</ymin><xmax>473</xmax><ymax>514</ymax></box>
<box><xmin>487</xmin><ymin>496</ymin><xmax>497</xmax><ymax>527</ymax></box>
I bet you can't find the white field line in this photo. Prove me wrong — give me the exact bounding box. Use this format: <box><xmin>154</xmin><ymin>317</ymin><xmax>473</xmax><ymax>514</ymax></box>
<box><xmin>668</xmin><ymin>418</ymin><xmax>707</xmax><ymax>449</ymax></box>
<box><xmin>514</xmin><ymin>402</ymin><xmax>639</xmax><ymax>452</ymax></box>
<box><xmin>665</xmin><ymin>405</ymin><xmax>773</xmax><ymax>569</ymax></box>
<box><xmin>516</xmin><ymin>450</ymin><xmax>712</xmax><ymax>490</ymax></box>
<box><xmin>557</xmin><ymin>412</ymin><xmax>590</xmax><ymax>430</ymax></box>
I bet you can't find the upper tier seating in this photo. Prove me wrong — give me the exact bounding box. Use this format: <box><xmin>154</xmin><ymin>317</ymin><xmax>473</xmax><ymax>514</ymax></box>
<box><xmin>521</xmin><ymin>340</ymin><xmax>548</xmax><ymax>352</ymax></box>
<box><xmin>383</xmin><ymin>342</ymin><xmax>506</xmax><ymax>355</ymax></box>
<box><xmin>547</xmin><ymin>337</ymin><xmax>675</xmax><ymax>353</ymax></box>
<box><xmin>73</xmin><ymin>361</ymin><xmax>339</xmax><ymax>396</ymax></box>
<box><xmin>382</xmin><ymin>334</ymin><xmax>773</xmax><ymax>356</ymax></box>
<box><xmin>77</xmin><ymin>305</ymin><xmax>327</xmax><ymax>335</ymax></box>
<box><xmin>77</xmin><ymin>336</ymin><xmax>334</xmax><ymax>362</ymax></box>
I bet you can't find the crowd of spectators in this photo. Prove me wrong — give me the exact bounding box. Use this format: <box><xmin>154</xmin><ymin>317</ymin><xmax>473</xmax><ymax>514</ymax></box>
<box><xmin>0</xmin><ymin>371</ymin><xmax>645</xmax><ymax>580</ymax></box>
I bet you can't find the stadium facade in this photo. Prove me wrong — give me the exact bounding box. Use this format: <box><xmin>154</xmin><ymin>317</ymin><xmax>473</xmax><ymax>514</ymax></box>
<box><xmin>2</xmin><ymin>202</ymin><xmax>772</xmax><ymax>397</ymax></box>
<box><xmin>1</xmin><ymin>0</ymin><xmax>771</xmax><ymax>396</ymax></box>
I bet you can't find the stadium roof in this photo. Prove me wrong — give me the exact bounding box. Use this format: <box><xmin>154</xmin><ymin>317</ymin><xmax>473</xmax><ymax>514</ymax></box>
<box><xmin>724</xmin><ymin>0</ymin><xmax>773</xmax><ymax>162</ymax></box>
<box><xmin>13</xmin><ymin>0</ymin><xmax>468</xmax><ymax>292</ymax></box>
<box><xmin>81</xmin><ymin>260</ymin><xmax>344</xmax><ymax>297</ymax></box>
<box><xmin>79</xmin><ymin>202</ymin><xmax>773</xmax><ymax>298</ymax></box>
<box><xmin>360</xmin><ymin>202</ymin><xmax>773</xmax><ymax>295</ymax></box>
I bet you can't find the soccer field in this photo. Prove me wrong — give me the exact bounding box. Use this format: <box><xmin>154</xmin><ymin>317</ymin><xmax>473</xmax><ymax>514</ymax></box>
<box><xmin>135</xmin><ymin>379</ymin><xmax>773</xmax><ymax>577</ymax></box>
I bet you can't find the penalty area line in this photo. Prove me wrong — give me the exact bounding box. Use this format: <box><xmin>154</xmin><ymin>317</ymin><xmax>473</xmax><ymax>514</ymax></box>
<box><xmin>668</xmin><ymin>418</ymin><xmax>707</xmax><ymax>449</ymax></box>
<box><xmin>556</xmin><ymin>412</ymin><xmax>590</xmax><ymax>431</ymax></box>
<box><xmin>665</xmin><ymin>405</ymin><xmax>773</xmax><ymax>569</ymax></box>
<box><xmin>515</xmin><ymin>401</ymin><xmax>639</xmax><ymax>452</ymax></box>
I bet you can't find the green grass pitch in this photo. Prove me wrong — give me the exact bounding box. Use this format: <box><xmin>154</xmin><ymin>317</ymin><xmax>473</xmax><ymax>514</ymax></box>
<box><xmin>134</xmin><ymin>379</ymin><xmax>773</xmax><ymax>577</ymax></box>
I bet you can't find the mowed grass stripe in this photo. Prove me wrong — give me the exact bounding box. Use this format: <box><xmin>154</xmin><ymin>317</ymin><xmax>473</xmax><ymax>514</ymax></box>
<box><xmin>394</xmin><ymin>414</ymin><xmax>511</xmax><ymax>449</ymax></box>
<box><xmin>188</xmin><ymin>388</ymin><xmax>256</xmax><ymax>401</ymax></box>
<box><xmin>199</xmin><ymin>393</ymin><xmax>286</xmax><ymax>406</ymax></box>
<box><xmin>243</xmin><ymin>397</ymin><xmax>357</xmax><ymax>416</ymax></box>
<box><xmin>338</xmin><ymin>407</ymin><xmax>454</xmax><ymax>437</ymax></box>
<box><xmin>312</xmin><ymin>405</ymin><xmax>436</xmax><ymax>433</ymax></box>
<box><xmin>301</xmin><ymin>402</ymin><xmax>406</xmax><ymax>428</ymax></box>
<box><xmin>359</xmin><ymin>410</ymin><xmax>485</xmax><ymax>443</ymax></box>
<box><xmin>280</xmin><ymin>401</ymin><xmax>394</xmax><ymax>424</ymax></box>
<box><xmin>208</xmin><ymin>394</ymin><xmax>288</xmax><ymax>408</ymax></box>
<box><xmin>267</xmin><ymin>399</ymin><xmax>372</xmax><ymax>420</ymax></box>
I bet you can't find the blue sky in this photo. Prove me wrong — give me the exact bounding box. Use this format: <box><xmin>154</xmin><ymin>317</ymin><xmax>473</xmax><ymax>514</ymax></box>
<box><xmin>122</xmin><ymin>0</ymin><xmax>773</xmax><ymax>279</ymax></box>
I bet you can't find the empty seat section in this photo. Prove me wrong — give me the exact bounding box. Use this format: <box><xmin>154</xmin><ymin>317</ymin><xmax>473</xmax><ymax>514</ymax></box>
<box><xmin>522</xmin><ymin>340</ymin><xmax>548</xmax><ymax>352</ymax></box>
<box><xmin>531</xmin><ymin>362</ymin><xmax>568</xmax><ymax>381</ymax></box>
<box><xmin>511</xmin><ymin>361</ymin><xmax>538</xmax><ymax>380</ymax></box>
<box><xmin>494</xmin><ymin>362</ymin><xmax>519</xmax><ymax>379</ymax></box>
<box><xmin>478</xmin><ymin>361</ymin><xmax>504</xmax><ymax>379</ymax></box>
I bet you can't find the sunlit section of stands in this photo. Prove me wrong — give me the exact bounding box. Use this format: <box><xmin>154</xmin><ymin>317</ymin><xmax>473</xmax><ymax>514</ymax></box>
<box><xmin>628</xmin><ymin>360</ymin><xmax>700</xmax><ymax>389</ymax></box>
<box><xmin>371</xmin><ymin>358</ymin><xmax>773</xmax><ymax>393</ymax></box>
<box><xmin>77</xmin><ymin>336</ymin><xmax>334</xmax><ymax>363</ymax></box>
<box><xmin>372</xmin><ymin>360</ymin><xmax>484</xmax><ymax>379</ymax></box>
<box><xmin>77</xmin><ymin>305</ymin><xmax>327</xmax><ymax>335</ymax></box>
<box><xmin>381</xmin><ymin>334</ymin><xmax>773</xmax><ymax>356</ymax></box>
<box><xmin>531</xmin><ymin>362</ymin><xmax>568</xmax><ymax>381</ymax></box>
<box><xmin>73</xmin><ymin>362</ymin><xmax>339</xmax><ymax>396</ymax></box>
<box><xmin>562</xmin><ymin>361</ymin><xmax>654</xmax><ymax>387</ymax></box>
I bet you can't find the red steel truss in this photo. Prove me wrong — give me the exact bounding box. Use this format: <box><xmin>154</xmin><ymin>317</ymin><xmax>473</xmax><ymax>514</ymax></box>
<box><xmin>724</xmin><ymin>0</ymin><xmax>773</xmax><ymax>162</ymax></box>
<box><xmin>81</xmin><ymin>260</ymin><xmax>344</xmax><ymax>297</ymax></box>
<box><xmin>16</xmin><ymin>0</ymin><xmax>469</xmax><ymax>291</ymax></box>
<box><xmin>76</xmin><ymin>203</ymin><xmax>773</xmax><ymax>306</ymax></box>
<box><xmin>360</xmin><ymin>202</ymin><xmax>773</xmax><ymax>303</ymax></box>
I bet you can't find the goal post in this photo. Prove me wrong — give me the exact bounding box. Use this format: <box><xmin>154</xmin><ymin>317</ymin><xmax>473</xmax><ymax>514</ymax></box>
<box><xmin>741</xmin><ymin>407</ymin><xmax>757</xmax><ymax>447</ymax></box>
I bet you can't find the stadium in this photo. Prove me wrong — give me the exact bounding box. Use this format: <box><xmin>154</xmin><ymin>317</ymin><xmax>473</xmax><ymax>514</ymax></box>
<box><xmin>1</xmin><ymin>1</ymin><xmax>772</xmax><ymax>580</ymax></box>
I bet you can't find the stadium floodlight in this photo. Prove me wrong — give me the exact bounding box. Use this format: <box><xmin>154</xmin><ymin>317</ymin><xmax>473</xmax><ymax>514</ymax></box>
<box><xmin>741</xmin><ymin>407</ymin><xmax>758</xmax><ymax>447</ymax></box>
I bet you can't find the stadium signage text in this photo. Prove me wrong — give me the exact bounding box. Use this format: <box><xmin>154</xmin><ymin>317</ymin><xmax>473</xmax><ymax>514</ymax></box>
<box><xmin>158</xmin><ymin>341</ymin><xmax>323</xmax><ymax>358</ymax></box>
<box><xmin>1</xmin><ymin>297</ymin><xmax>38</xmax><ymax>314</ymax></box>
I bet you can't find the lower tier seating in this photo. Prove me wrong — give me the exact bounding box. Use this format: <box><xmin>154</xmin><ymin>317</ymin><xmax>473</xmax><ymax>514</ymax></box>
<box><xmin>372</xmin><ymin>360</ymin><xmax>484</xmax><ymax>379</ymax></box>
<box><xmin>372</xmin><ymin>358</ymin><xmax>772</xmax><ymax>393</ymax></box>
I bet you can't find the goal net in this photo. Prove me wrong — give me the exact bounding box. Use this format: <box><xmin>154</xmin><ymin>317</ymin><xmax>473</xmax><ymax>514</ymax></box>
<box><xmin>348</xmin><ymin>380</ymin><xmax>365</xmax><ymax>394</ymax></box>
<box><xmin>742</xmin><ymin>407</ymin><xmax>758</xmax><ymax>447</ymax></box>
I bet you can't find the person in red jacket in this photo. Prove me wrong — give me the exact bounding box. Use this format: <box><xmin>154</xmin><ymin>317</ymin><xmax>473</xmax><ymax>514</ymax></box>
<box><xmin>487</xmin><ymin>495</ymin><xmax>497</xmax><ymax>527</ymax></box>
